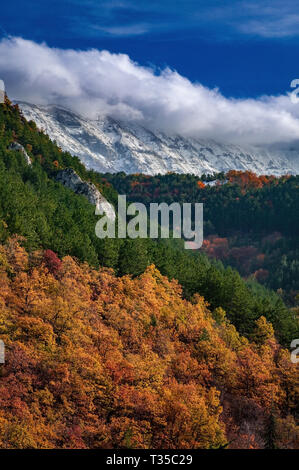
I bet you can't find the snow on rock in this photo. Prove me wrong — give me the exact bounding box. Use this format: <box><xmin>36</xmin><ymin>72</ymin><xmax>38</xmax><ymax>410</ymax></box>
<box><xmin>9</xmin><ymin>142</ymin><xmax>32</xmax><ymax>165</ymax></box>
<box><xmin>18</xmin><ymin>101</ymin><xmax>299</xmax><ymax>176</ymax></box>
<box><xmin>205</xmin><ymin>179</ymin><xmax>228</xmax><ymax>187</ymax></box>
<box><xmin>56</xmin><ymin>168</ymin><xmax>115</xmax><ymax>220</ymax></box>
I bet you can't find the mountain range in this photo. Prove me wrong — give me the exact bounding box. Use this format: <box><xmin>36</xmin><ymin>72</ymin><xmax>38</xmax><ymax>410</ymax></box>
<box><xmin>19</xmin><ymin>101</ymin><xmax>299</xmax><ymax>176</ymax></box>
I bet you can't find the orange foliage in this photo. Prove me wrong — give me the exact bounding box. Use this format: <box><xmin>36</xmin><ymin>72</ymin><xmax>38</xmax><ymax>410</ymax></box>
<box><xmin>253</xmin><ymin>269</ymin><xmax>269</xmax><ymax>282</ymax></box>
<box><xmin>226</xmin><ymin>170</ymin><xmax>276</xmax><ymax>191</ymax></box>
<box><xmin>0</xmin><ymin>240</ymin><xmax>297</xmax><ymax>449</ymax></box>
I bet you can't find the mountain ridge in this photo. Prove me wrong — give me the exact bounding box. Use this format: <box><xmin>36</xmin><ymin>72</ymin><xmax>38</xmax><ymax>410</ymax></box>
<box><xmin>18</xmin><ymin>101</ymin><xmax>299</xmax><ymax>176</ymax></box>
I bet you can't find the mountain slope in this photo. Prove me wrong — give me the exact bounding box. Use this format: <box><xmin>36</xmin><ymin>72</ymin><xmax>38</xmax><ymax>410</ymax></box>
<box><xmin>1</xmin><ymin>98</ymin><xmax>298</xmax><ymax>347</ymax></box>
<box><xmin>19</xmin><ymin>102</ymin><xmax>299</xmax><ymax>176</ymax></box>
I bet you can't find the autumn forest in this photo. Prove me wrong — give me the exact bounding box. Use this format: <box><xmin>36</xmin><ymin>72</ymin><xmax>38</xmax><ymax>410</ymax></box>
<box><xmin>0</xmin><ymin>98</ymin><xmax>298</xmax><ymax>449</ymax></box>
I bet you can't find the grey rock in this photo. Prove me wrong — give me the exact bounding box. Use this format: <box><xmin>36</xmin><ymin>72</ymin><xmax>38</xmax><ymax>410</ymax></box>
<box><xmin>9</xmin><ymin>142</ymin><xmax>32</xmax><ymax>165</ymax></box>
<box><xmin>56</xmin><ymin>168</ymin><xmax>115</xmax><ymax>220</ymax></box>
<box><xmin>0</xmin><ymin>79</ymin><xmax>4</xmax><ymax>104</ymax></box>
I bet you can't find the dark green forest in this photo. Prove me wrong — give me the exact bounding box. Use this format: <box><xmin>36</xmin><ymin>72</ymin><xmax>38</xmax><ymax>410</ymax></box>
<box><xmin>103</xmin><ymin>171</ymin><xmax>299</xmax><ymax>305</ymax></box>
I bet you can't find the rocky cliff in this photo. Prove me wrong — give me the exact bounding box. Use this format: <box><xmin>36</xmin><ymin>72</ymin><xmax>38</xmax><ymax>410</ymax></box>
<box><xmin>55</xmin><ymin>168</ymin><xmax>115</xmax><ymax>220</ymax></box>
<box><xmin>9</xmin><ymin>142</ymin><xmax>32</xmax><ymax>165</ymax></box>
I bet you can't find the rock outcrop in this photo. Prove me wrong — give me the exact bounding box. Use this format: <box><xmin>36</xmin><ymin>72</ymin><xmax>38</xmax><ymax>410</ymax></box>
<box><xmin>0</xmin><ymin>79</ymin><xmax>4</xmax><ymax>104</ymax></box>
<box><xmin>9</xmin><ymin>142</ymin><xmax>32</xmax><ymax>165</ymax></box>
<box><xmin>55</xmin><ymin>168</ymin><xmax>115</xmax><ymax>220</ymax></box>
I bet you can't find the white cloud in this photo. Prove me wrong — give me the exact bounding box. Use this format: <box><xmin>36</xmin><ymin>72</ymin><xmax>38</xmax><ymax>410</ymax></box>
<box><xmin>0</xmin><ymin>36</ymin><xmax>299</xmax><ymax>146</ymax></box>
<box><xmin>238</xmin><ymin>13</ymin><xmax>299</xmax><ymax>38</ymax></box>
<box><xmin>93</xmin><ymin>24</ymin><xmax>151</xmax><ymax>36</ymax></box>
<box><xmin>232</xmin><ymin>1</ymin><xmax>299</xmax><ymax>38</ymax></box>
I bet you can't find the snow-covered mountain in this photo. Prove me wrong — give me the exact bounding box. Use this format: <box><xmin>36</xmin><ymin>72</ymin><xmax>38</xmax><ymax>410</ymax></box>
<box><xmin>19</xmin><ymin>102</ymin><xmax>299</xmax><ymax>176</ymax></box>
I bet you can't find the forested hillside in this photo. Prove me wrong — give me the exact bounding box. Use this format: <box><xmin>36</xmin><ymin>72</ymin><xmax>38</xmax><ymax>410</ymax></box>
<box><xmin>0</xmin><ymin>240</ymin><xmax>298</xmax><ymax>448</ymax></box>
<box><xmin>0</xmin><ymin>97</ymin><xmax>298</xmax><ymax>348</ymax></box>
<box><xmin>103</xmin><ymin>171</ymin><xmax>299</xmax><ymax>306</ymax></box>
<box><xmin>0</xmin><ymin>97</ymin><xmax>298</xmax><ymax>448</ymax></box>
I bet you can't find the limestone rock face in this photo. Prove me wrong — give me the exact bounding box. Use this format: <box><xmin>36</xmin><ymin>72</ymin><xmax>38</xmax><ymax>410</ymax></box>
<box><xmin>55</xmin><ymin>168</ymin><xmax>115</xmax><ymax>220</ymax></box>
<box><xmin>9</xmin><ymin>142</ymin><xmax>32</xmax><ymax>165</ymax></box>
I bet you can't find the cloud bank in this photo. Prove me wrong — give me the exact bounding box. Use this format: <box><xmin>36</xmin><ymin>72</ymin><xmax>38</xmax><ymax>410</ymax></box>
<box><xmin>0</xmin><ymin>37</ymin><xmax>299</xmax><ymax>146</ymax></box>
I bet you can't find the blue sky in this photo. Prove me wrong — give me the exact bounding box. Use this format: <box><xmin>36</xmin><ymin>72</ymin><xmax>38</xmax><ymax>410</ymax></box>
<box><xmin>1</xmin><ymin>1</ymin><xmax>299</xmax><ymax>146</ymax></box>
<box><xmin>1</xmin><ymin>0</ymin><xmax>299</xmax><ymax>98</ymax></box>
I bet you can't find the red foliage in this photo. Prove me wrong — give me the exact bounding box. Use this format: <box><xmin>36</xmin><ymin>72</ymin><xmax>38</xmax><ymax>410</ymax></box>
<box><xmin>202</xmin><ymin>236</ymin><xmax>229</xmax><ymax>258</ymax></box>
<box><xmin>42</xmin><ymin>249</ymin><xmax>62</xmax><ymax>276</ymax></box>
